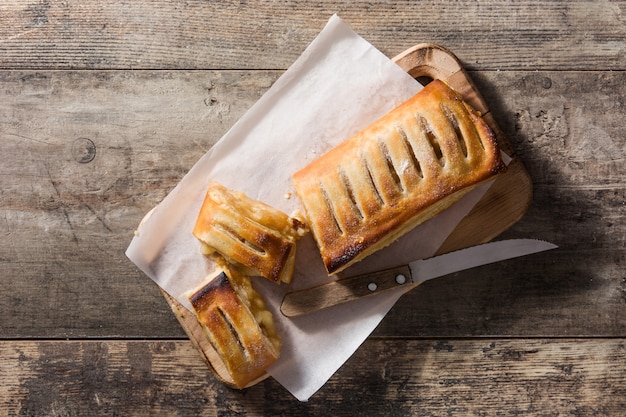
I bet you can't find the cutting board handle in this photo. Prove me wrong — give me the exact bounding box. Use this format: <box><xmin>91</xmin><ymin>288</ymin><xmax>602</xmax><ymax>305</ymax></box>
<box><xmin>393</xmin><ymin>43</ymin><xmax>489</xmax><ymax>125</ymax></box>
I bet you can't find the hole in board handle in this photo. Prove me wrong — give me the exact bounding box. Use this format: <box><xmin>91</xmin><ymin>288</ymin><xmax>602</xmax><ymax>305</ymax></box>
<box><xmin>416</xmin><ymin>75</ymin><xmax>434</xmax><ymax>86</ymax></box>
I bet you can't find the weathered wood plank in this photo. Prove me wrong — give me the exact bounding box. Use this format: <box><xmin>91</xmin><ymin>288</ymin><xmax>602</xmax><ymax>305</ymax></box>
<box><xmin>0</xmin><ymin>69</ymin><xmax>274</xmax><ymax>338</ymax></box>
<box><xmin>1</xmin><ymin>339</ymin><xmax>624</xmax><ymax>416</ymax></box>
<box><xmin>0</xmin><ymin>71</ymin><xmax>276</xmax><ymax>337</ymax></box>
<box><xmin>1</xmin><ymin>70</ymin><xmax>624</xmax><ymax>338</ymax></box>
<box><xmin>0</xmin><ymin>0</ymin><xmax>624</xmax><ymax>71</ymax></box>
<box><xmin>475</xmin><ymin>71</ymin><xmax>626</xmax><ymax>190</ymax></box>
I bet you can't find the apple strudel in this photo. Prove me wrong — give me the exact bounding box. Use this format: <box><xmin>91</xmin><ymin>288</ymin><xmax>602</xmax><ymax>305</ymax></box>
<box><xmin>193</xmin><ymin>181</ymin><xmax>307</xmax><ymax>284</ymax></box>
<box><xmin>292</xmin><ymin>80</ymin><xmax>507</xmax><ymax>275</ymax></box>
<box><xmin>188</xmin><ymin>266</ymin><xmax>281</xmax><ymax>389</ymax></box>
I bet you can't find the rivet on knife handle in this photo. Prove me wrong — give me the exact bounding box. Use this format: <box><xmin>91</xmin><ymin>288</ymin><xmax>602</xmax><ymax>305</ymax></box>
<box><xmin>280</xmin><ymin>265</ymin><xmax>414</xmax><ymax>318</ymax></box>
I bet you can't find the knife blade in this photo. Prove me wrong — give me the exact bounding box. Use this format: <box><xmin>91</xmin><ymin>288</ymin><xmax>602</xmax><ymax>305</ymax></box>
<box><xmin>280</xmin><ymin>239</ymin><xmax>557</xmax><ymax>317</ymax></box>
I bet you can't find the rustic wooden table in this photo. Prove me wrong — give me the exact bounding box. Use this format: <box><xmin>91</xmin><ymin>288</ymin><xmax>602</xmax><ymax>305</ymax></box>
<box><xmin>1</xmin><ymin>1</ymin><xmax>624</xmax><ymax>415</ymax></box>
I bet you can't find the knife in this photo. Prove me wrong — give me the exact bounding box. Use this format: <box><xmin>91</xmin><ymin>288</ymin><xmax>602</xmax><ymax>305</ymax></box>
<box><xmin>280</xmin><ymin>239</ymin><xmax>557</xmax><ymax>317</ymax></box>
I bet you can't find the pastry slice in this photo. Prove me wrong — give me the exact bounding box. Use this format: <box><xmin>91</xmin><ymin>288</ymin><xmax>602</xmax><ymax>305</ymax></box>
<box><xmin>188</xmin><ymin>266</ymin><xmax>280</xmax><ymax>389</ymax></box>
<box><xmin>193</xmin><ymin>181</ymin><xmax>307</xmax><ymax>284</ymax></box>
<box><xmin>292</xmin><ymin>80</ymin><xmax>507</xmax><ymax>275</ymax></box>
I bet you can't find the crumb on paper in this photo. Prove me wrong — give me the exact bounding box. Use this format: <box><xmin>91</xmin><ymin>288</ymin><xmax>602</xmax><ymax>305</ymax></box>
<box><xmin>284</xmin><ymin>192</ymin><xmax>292</xmax><ymax>199</ymax></box>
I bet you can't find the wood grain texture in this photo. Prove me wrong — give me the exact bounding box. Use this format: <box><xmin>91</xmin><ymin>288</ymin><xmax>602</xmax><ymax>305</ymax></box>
<box><xmin>0</xmin><ymin>69</ymin><xmax>274</xmax><ymax>338</ymax></box>
<box><xmin>1</xmin><ymin>70</ymin><xmax>623</xmax><ymax>338</ymax></box>
<box><xmin>1</xmin><ymin>339</ymin><xmax>624</xmax><ymax>416</ymax></box>
<box><xmin>0</xmin><ymin>1</ymin><xmax>624</xmax><ymax>70</ymax></box>
<box><xmin>1</xmin><ymin>0</ymin><xmax>625</xmax><ymax>412</ymax></box>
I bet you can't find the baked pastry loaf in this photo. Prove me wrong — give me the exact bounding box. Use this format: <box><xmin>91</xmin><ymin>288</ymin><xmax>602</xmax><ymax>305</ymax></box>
<box><xmin>193</xmin><ymin>181</ymin><xmax>307</xmax><ymax>284</ymax></box>
<box><xmin>188</xmin><ymin>266</ymin><xmax>280</xmax><ymax>389</ymax></box>
<box><xmin>293</xmin><ymin>80</ymin><xmax>507</xmax><ymax>275</ymax></box>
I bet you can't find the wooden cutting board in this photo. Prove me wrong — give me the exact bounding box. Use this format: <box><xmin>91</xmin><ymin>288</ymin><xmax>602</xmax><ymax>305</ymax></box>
<box><xmin>161</xmin><ymin>43</ymin><xmax>533</xmax><ymax>388</ymax></box>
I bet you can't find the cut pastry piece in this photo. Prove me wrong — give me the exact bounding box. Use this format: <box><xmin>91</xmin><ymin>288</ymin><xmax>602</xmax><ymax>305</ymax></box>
<box><xmin>292</xmin><ymin>80</ymin><xmax>507</xmax><ymax>275</ymax></box>
<box><xmin>188</xmin><ymin>267</ymin><xmax>280</xmax><ymax>389</ymax></box>
<box><xmin>193</xmin><ymin>181</ymin><xmax>307</xmax><ymax>284</ymax></box>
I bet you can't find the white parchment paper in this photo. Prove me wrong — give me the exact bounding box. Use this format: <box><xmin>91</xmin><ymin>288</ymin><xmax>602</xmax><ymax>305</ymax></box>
<box><xmin>126</xmin><ymin>15</ymin><xmax>495</xmax><ymax>401</ymax></box>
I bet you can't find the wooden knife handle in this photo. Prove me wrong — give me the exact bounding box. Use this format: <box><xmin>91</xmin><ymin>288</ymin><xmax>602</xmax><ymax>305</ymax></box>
<box><xmin>280</xmin><ymin>265</ymin><xmax>416</xmax><ymax>317</ymax></box>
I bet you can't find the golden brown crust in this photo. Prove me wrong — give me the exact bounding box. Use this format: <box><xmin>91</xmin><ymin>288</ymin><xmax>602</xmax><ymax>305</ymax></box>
<box><xmin>292</xmin><ymin>80</ymin><xmax>507</xmax><ymax>275</ymax></box>
<box><xmin>188</xmin><ymin>267</ymin><xmax>280</xmax><ymax>389</ymax></box>
<box><xmin>193</xmin><ymin>181</ymin><xmax>307</xmax><ymax>284</ymax></box>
